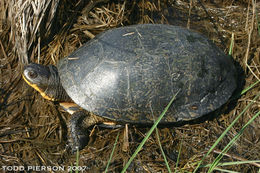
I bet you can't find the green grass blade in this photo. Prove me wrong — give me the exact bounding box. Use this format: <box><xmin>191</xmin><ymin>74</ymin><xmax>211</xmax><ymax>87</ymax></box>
<box><xmin>193</xmin><ymin>92</ymin><xmax>260</xmax><ymax>172</ymax></box>
<box><xmin>208</xmin><ymin>110</ymin><xmax>260</xmax><ymax>172</ymax></box>
<box><xmin>240</xmin><ymin>80</ymin><xmax>259</xmax><ymax>95</ymax></box>
<box><xmin>202</xmin><ymin>160</ymin><xmax>260</xmax><ymax>167</ymax></box>
<box><xmin>105</xmin><ymin>131</ymin><xmax>120</xmax><ymax>173</ymax></box>
<box><xmin>213</xmin><ymin>167</ymin><xmax>239</xmax><ymax>173</ymax></box>
<box><xmin>121</xmin><ymin>90</ymin><xmax>180</xmax><ymax>173</ymax></box>
<box><xmin>256</xmin><ymin>12</ymin><xmax>260</xmax><ymax>36</ymax></box>
<box><xmin>155</xmin><ymin>127</ymin><xmax>172</xmax><ymax>173</ymax></box>
<box><xmin>70</xmin><ymin>148</ymin><xmax>80</xmax><ymax>173</ymax></box>
<box><xmin>175</xmin><ymin>138</ymin><xmax>183</xmax><ymax>173</ymax></box>
<box><xmin>76</xmin><ymin>148</ymin><xmax>79</xmax><ymax>173</ymax></box>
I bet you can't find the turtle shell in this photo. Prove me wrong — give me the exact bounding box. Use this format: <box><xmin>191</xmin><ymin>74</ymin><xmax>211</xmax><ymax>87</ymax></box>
<box><xmin>57</xmin><ymin>24</ymin><xmax>237</xmax><ymax>124</ymax></box>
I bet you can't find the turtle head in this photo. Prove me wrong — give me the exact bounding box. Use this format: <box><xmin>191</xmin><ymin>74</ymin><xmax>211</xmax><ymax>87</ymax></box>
<box><xmin>23</xmin><ymin>63</ymin><xmax>71</xmax><ymax>102</ymax></box>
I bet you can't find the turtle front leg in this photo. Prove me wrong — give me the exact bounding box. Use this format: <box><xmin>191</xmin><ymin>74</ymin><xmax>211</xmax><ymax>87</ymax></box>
<box><xmin>68</xmin><ymin>110</ymin><xmax>105</xmax><ymax>152</ymax></box>
<box><xmin>60</xmin><ymin>102</ymin><xmax>104</xmax><ymax>152</ymax></box>
<box><xmin>68</xmin><ymin>111</ymin><xmax>89</xmax><ymax>153</ymax></box>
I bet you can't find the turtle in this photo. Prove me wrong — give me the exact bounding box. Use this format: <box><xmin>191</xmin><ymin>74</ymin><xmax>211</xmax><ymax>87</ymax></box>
<box><xmin>22</xmin><ymin>24</ymin><xmax>237</xmax><ymax>152</ymax></box>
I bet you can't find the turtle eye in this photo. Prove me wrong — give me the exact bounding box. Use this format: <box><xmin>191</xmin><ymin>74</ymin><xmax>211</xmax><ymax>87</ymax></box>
<box><xmin>28</xmin><ymin>70</ymin><xmax>38</xmax><ymax>79</ymax></box>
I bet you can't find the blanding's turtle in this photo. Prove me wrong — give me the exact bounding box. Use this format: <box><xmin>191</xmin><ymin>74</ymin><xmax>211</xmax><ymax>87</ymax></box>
<box><xmin>23</xmin><ymin>24</ymin><xmax>237</xmax><ymax>151</ymax></box>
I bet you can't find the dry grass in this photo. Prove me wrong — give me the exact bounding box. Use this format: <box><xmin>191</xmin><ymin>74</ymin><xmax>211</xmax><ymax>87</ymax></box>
<box><xmin>0</xmin><ymin>0</ymin><xmax>259</xmax><ymax>172</ymax></box>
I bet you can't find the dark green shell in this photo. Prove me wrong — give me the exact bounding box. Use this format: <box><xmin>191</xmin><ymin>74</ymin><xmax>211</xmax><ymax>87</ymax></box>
<box><xmin>57</xmin><ymin>24</ymin><xmax>237</xmax><ymax>124</ymax></box>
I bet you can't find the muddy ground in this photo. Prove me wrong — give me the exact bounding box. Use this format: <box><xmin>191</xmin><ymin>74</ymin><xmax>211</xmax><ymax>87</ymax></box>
<box><xmin>0</xmin><ymin>0</ymin><xmax>259</xmax><ymax>172</ymax></box>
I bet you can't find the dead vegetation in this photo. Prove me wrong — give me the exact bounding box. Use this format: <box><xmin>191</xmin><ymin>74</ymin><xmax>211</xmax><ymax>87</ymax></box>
<box><xmin>0</xmin><ymin>0</ymin><xmax>259</xmax><ymax>172</ymax></box>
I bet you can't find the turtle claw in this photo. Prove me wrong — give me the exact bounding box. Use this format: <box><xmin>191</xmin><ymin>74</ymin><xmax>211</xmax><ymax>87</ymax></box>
<box><xmin>69</xmin><ymin>131</ymin><xmax>89</xmax><ymax>153</ymax></box>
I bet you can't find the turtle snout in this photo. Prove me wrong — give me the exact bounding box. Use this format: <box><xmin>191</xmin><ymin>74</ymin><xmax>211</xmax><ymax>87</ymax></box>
<box><xmin>23</xmin><ymin>63</ymin><xmax>50</xmax><ymax>88</ymax></box>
